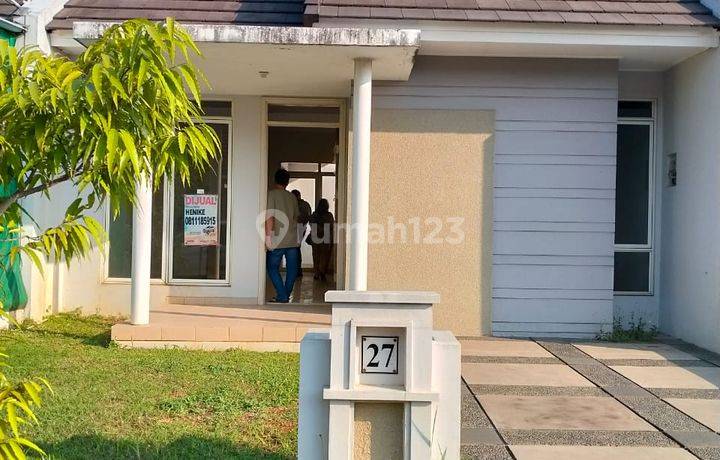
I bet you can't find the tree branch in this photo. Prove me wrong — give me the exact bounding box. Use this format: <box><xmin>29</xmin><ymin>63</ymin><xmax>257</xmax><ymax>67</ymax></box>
<box><xmin>0</xmin><ymin>173</ymin><xmax>73</xmax><ymax>216</ymax></box>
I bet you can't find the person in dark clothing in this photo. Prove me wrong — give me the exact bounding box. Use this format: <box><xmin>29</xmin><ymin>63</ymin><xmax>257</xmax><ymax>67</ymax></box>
<box><xmin>308</xmin><ymin>198</ymin><xmax>334</xmax><ymax>282</ymax></box>
<box><xmin>291</xmin><ymin>189</ymin><xmax>312</xmax><ymax>278</ymax></box>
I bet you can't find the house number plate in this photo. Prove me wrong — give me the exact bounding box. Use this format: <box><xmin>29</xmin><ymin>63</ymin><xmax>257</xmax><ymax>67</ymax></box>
<box><xmin>361</xmin><ymin>336</ymin><xmax>399</xmax><ymax>374</ymax></box>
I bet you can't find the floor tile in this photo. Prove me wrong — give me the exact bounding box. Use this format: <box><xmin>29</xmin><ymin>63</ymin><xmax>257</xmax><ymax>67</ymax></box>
<box><xmin>461</xmin><ymin>340</ymin><xmax>553</xmax><ymax>358</ymax></box>
<box><xmin>665</xmin><ymin>398</ymin><xmax>720</xmax><ymax>432</ymax></box>
<box><xmin>477</xmin><ymin>395</ymin><xmax>656</xmax><ymax>431</ymax></box>
<box><xmin>510</xmin><ymin>445</ymin><xmax>697</xmax><ymax>460</ymax></box>
<box><xmin>462</xmin><ymin>363</ymin><xmax>594</xmax><ymax>387</ymax></box>
<box><xmin>575</xmin><ymin>343</ymin><xmax>699</xmax><ymax>361</ymax></box>
<box><xmin>611</xmin><ymin>366</ymin><xmax>720</xmax><ymax>390</ymax></box>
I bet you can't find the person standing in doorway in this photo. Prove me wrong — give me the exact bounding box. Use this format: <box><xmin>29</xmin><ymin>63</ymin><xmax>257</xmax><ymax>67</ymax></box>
<box><xmin>308</xmin><ymin>198</ymin><xmax>334</xmax><ymax>282</ymax></box>
<box><xmin>265</xmin><ymin>168</ymin><xmax>300</xmax><ymax>303</ymax></box>
<box><xmin>291</xmin><ymin>189</ymin><xmax>312</xmax><ymax>278</ymax></box>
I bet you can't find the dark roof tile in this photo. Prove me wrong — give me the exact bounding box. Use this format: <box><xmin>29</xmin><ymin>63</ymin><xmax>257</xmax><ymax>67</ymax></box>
<box><xmin>591</xmin><ymin>11</ymin><xmax>630</xmax><ymax>22</ymax></box>
<box><xmin>466</xmin><ymin>8</ymin><xmax>501</xmax><ymax>19</ymax></box>
<box><xmin>507</xmin><ymin>0</ymin><xmax>542</xmax><ymax>10</ymax></box>
<box><xmin>528</xmin><ymin>10</ymin><xmax>564</xmax><ymax>20</ymax></box>
<box><xmin>401</xmin><ymin>6</ymin><xmax>436</xmax><ymax>16</ymax></box>
<box><xmin>497</xmin><ymin>9</ymin><xmax>533</xmax><ymax>19</ymax></box>
<box><xmin>569</xmin><ymin>1</ymin><xmax>604</xmax><ymax>11</ymax></box>
<box><xmin>621</xmin><ymin>12</ymin><xmax>662</xmax><ymax>22</ymax></box>
<box><xmin>447</xmin><ymin>0</ymin><xmax>479</xmax><ymax>9</ymax></box>
<box><xmin>416</xmin><ymin>0</ymin><xmax>448</xmax><ymax>8</ymax></box>
<box><xmin>386</xmin><ymin>0</ymin><xmax>417</xmax><ymax>7</ymax></box>
<box><xmin>558</xmin><ymin>10</ymin><xmax>597</xmax><ymax>21</ymax></box>
<box><xmin>477</xmin><ymin>0</ymin><xmax>511</xmax><ymax>10</ymax></box>
<box><xmin>337</xmin><ymin>5</ymin><xmax>372</xmax><ymax>16</ymax></box>
<box><xmin>596</xmin><ymin>1</ymin><xmax>634</xmax><ymax>13</ymax></box>
<box><xmin>371</xmin><ymin>5</ymin><xmax>404</xmax><ymax>15</ymax></box>
<box><xmin>433</xmin><ymin>7</ymin><xmax>468</xmax><ymax>17</ymax></box>
<box><xmin>537</xmin><ymin>0</ymin><xmax>572</xmax><ymax>11</ymax></box>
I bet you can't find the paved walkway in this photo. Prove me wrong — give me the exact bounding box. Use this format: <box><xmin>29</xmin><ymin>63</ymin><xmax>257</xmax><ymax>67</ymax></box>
<box><xmin>460</xmin><ymin>337</ymin><xmax>720</xmax><ymax>459</ymax></box>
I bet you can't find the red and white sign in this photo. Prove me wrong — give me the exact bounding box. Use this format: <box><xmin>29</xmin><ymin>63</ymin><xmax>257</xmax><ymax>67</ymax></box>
<box><xmin>183</xmin><ymin>194</ymin><xmax>218</xmax><ymax>246</ymax></box>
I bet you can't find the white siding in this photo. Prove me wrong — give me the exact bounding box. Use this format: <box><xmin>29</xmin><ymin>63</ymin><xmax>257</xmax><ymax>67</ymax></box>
<box><xmin>374</xmin><ymin>56</ymin><xmax>618</xmax><ymax>337</ymax></box>
<box><xmin>661</xmin><ymin>48</ymin><xmax>720</xmax><ymax>354</ymax></box>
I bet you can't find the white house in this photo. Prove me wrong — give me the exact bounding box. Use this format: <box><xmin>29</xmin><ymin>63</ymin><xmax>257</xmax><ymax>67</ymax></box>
<box><xmin>12</xmin><ymin>0</ymin><xmax>720</xmax><ymax>353</ymax></box>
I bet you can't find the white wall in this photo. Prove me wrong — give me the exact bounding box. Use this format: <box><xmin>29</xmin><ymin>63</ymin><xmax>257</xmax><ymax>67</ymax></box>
<box><xmin>613</xmin><ymin>71</ymin><xmax>664</xmax><ymax>327</ymax></box>
<box><xmin>374</xmin><ymin>56</ymin><xmax>618</xmax><ymax>338</ymax></box>
<box><xmin>25</xmin><ymin>96</ymin><xmax>265</xmax><ymax>316</ymax></box>
<box><xmin>661</xmin><ymin>48</ymin><xmax>720</xmax><ymax>353</ymax></box>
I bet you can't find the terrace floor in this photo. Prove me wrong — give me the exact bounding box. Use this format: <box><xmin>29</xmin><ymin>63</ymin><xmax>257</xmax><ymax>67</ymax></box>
<box><xmin>111</xmin><ymin>302</ymin><xmax>331</xmax><ymax>352</ymax></box>
<box><xmin>460</xmin><ymin>336</ymin><xmax>720</xmax><ymax>460</ymax></box>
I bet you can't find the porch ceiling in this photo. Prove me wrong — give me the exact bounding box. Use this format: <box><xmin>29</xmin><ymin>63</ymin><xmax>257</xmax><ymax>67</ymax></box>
<box><xmin>65</xmin><ymin>23</ymin><xmax>421</xmax><ymax>97</ymax></box>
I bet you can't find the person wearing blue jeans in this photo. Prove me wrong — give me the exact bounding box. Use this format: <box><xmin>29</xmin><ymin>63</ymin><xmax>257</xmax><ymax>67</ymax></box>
<box><xmin>265</xmin><ymin>168</ymin><xmax>301</xmax><ymax>303</ymax></box>
<box><xmin>266</xmin><ymin>246</ymin><xmax>300</xmax><ymax>303</ymax></box>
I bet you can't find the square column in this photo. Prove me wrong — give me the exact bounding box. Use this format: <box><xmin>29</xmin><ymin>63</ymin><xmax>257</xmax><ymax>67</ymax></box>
<box><xmin>348</xmin><ymin>58</ymin><xmax>373</xmax><ymax>291</ymax></box>
<box><xmin>130</xmin><ymin>176</ymin><xmax>152</xmax><ymax>325</ymax></box>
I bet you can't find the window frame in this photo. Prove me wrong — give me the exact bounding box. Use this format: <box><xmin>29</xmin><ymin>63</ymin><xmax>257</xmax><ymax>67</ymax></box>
<box><xmin>103</xmin><ymin>115</ymin><xmax>233</xmax><ymax>286</ymax></box>
<box><xmin>614</xmin><ymin>100</ymin><xmax>656</xmax><ymax>296</ymax></box>
<box><xmin>168</xmin><ymin>116</ymin><xmax>233</xmax><ymax>286</ymax></box>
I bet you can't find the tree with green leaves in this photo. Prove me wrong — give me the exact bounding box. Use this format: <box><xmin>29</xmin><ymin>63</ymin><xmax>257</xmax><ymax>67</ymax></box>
<box><xmin>0</xmin><ymin>18</ymin><xmax>218</xmax><ymax>272</ymax></box>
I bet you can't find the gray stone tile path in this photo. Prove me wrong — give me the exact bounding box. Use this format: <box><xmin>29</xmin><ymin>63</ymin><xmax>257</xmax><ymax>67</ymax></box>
<box><xmin>461</xmin><ymin>337</ymin><xmax>720</xmax><ymax>460</ymax></box>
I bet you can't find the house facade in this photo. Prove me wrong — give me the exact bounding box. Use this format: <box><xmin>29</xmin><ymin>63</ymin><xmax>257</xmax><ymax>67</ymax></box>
<box><xmin>14</xmin><ymin>0</ymin><xmax>720</xmax><ymax>353</ymax></box>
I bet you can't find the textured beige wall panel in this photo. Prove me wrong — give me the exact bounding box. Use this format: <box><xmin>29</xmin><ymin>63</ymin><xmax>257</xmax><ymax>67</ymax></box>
<box><xmin>353</xmin><ymin>403</ymin><xmax>405</xmax><ymax>460</ymax></box>
<box><xmin>367</xmin><ymin>109</ymin><xmax>495</xmax><ymax>336</ymax></box>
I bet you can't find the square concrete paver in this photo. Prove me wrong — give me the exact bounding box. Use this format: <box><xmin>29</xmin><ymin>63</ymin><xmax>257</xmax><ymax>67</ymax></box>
<box><xmin>611</xmin><ymin>366</ymin><xmax>720</xmax><ymax>390</ymax></box>
<box><xmin>461</xmin><ymin>339</ymin><xmax>553</xmax><ymax>358</ymax></box>
<box><xmin>477</xmin><ymin>395</ymin><xmax>656</xmax><ymax>431</ymax></box>
<box><xmin>510</xmin><ymin>445</ymin><xmax>697</xmax><ymax>460</ymax></box>
<box><xmin>664</xmin><ymin>398</ymin><xmax>720</xmax><ymax>432</ymax></box>
<box><xmin>575</xmin><ymin>343</ymin><xmax>699</xmax><ymax>361</ymax></box>
<box><xmin>463</xmin><ymin>363</ymin><xmax>595</xmax><ymax>387</ymax></box>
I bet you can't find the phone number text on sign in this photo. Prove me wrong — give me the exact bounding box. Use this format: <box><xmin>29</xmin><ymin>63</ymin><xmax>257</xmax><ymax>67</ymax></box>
<box><xmin>361</xmin><ymin>336</ymin><xmax>399</xmax><ymax>375</ymax></box>
<box><xmin>184</xmin><ymin>194</ymin><xmax>218</xmax><ymax>246</ymax></box>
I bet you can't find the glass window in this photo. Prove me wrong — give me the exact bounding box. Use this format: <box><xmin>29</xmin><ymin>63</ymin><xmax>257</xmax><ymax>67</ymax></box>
<box><xmin>615</xmin><ymin>124</ymin><xmax>650</xmax><ymax>245</ymax></box>
<box><xmin>200</xmin><ymin>101</ymin><xmax>232</xmax><ymax>118</ymax></box>
<box><xmin>281</xmin><ymin>162</ymin><xmax>318</xmax><ymax>172</ymax></box>
<box><xmin>171</xmin><ymin>122</ymin><xmax>230</xmax><ymax>280</ymax></box>
<box><xmin>107</xmin><ymin>189</ymin><xmax>164</xmax><ymax>279</ymax></box>
<box><xmin>614</xmin><ymin>251</ymin><xmax>650</xmax><ymax>292</ymax></box>
<box><xmin>618</xmin><ymin>101</ymin><xmax>652</xmax><ymax>118</ymax></box>
<box><xmin>268</xmin><ymin>104</ymin><xmax>340</xmax><ymax>124</ymax></box>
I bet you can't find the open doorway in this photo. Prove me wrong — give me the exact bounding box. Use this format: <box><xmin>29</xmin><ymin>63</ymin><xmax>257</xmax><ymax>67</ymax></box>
<box><xmin>263</xmin><ymin>101</ymin><xmax>346</xmax><ymax>305</ymax></box>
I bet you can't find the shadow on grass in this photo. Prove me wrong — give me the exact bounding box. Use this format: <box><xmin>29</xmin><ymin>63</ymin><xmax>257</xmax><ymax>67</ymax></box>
<box><xmin>42</xmin><ymin>434</ymin><xmax>292</xmax><ymax>460</ymax></box>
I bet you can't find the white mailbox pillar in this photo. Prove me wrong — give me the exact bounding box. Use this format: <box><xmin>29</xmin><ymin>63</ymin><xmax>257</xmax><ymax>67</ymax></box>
<box><xmin>298</xmin><ymin>291</ymin><xmax>461</xmax><ymax>460</ymax></box>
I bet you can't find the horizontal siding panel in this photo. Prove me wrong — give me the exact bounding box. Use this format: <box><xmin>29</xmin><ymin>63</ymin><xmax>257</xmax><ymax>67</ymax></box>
<box><xmin>494</xmin><ymin>255</ymin><xmax>613</xmax><ymax>266</ymax></box>
<box><xmin>493</xmin><ymin>265</ymin><xmax>613</xmax><ymax>290</ymax></box>
<box><xmin>493</xmin><ymin>288</ymin><xmax>613</xmax><ymax>301</ymax></box>
<box><xmin>495</xmin><ymin>164</ymin><xmax>615</xmax><ymax>189</ymax></box>
<box><xmin>493</xmin><ymin>299</ymin><xmax>613</xmax><ymax>323</ymax></box>
<box><xmin>374</xmin><ymin>84</ymin><xmax>617</xmax><ymax>101</ymax></box>
<box><xmin>494</xmin><ymin>197</ymin><xmax>615</xmax><ymax>223</ymax></box>
<box><xmin>374</xmin><ymin>96</ymin><xmax>615</xmax><ymax>122</ymax></box>
<box><xmin>494</xmin><ymin>331</ymin><xmax>599</xmax><ymax>339</ymax></box>
<box><xmin>494</xmin><ymin>131</ymin><xmax>616</xmax><ymax>156</ymax></box>
<box><xmin>494</xmin><ymin>232</ymin><xmax>614</xmax><ymax>257</ymax></box>
<box><xmin>495</xmin><ymin>154</ymin><xmax>616</xmax><ymax>166</ymax></box>
<box><xmin>494</xmin><ymin>221</ymin><xmax>615</xmax><ymax>232</ymax></box>
<box><xmin>495</xmin><ymin>188</ymin><xmax>614</xmax><ymax>199</ymax></box>
<box><xmin>492</xmin><ymin>322</ymin><xmax>608</xmax><ymax>334</ymax></box>
<box><xmin>495</xmin><ymin>121</ymin><xmax>616</xmax><ymax>133</ymax></box>
<box><xmin>397</xmin><ymin>57</ymin><xmax>618</xmax><ymax>90</ymax></box>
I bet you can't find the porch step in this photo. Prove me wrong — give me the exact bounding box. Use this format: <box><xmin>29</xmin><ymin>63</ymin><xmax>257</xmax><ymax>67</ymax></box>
<box><xmin>111</xmin><ymin>303</ymin><xmax>331</xmax><ymax>351</ymax></box>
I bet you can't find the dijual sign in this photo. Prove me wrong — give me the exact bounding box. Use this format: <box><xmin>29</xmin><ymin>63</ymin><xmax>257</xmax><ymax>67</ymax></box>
<box><xmin>184</xmin><ymin>194</ymin><xmax>218</xmax><ymax>246</ymax></box>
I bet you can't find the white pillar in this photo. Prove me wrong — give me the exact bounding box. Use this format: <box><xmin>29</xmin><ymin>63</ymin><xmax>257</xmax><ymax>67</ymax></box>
<box><xmin>130</xmin><ymin>176</ymin><xmax>152</xmax><ymax>325</ymax></box>
<box><xmin>349</xmin><ymin>58</ymin><xmax>372</xmax><ymax>291</ymax></box>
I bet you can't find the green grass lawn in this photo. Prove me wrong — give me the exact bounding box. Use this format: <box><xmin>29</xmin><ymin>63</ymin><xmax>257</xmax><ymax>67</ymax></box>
<box><xmin>0</xmin><ymin>313</ymin><xmax>299</xmax><ymax>459</ymax></box>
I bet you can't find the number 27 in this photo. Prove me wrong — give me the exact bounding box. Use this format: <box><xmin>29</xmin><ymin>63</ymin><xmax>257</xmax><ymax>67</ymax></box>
<box><xmin>367</xmin><ymin>343</ymin><xmax>395</xmax><ymax>368</ymax></box>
